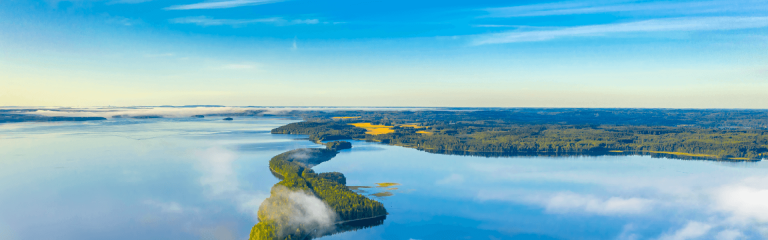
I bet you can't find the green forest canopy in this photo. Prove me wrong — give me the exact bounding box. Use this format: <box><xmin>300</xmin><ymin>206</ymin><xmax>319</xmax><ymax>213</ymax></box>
<box><xmin>272</xmin><ymin>110</ymin><xmax>768</xmax><ymax>160</ymax></box>
<box><xmin>250</xmin><ymin>145</ymin><xmax>387</xmax><ymax>240</ymax></box>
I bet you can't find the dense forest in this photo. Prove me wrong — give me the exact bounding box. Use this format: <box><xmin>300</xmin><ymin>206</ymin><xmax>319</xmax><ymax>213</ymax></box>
<box><xmin>271</xmin><ymin>121</ymin><xmax>367</xmax><ymax>142</ymax></box>
<box><xmin>250</xmin><ymin>144</ymin><xmax>387</xmax><ymax>240</ymax></box>
<box><xmin>279</xmin><ymin>108</ymin><xmax>768</xmax><ymax>129</ymax></box>
<box><xmin>271</xmin><ymin>110</ymin><xmax>768</xmax><ymax>160</ymax></box>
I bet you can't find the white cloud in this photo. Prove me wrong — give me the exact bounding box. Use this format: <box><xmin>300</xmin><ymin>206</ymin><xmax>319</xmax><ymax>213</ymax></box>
<box><xmin>259</xmin><ymin>186</ymin><xmax>338</xmax><ymax>238</ymax></box>
<box><xmin>165</xmin><ymin>0</ymin><xmax>282</xmax><ymax>10</ymax></box>
<box><xmin>286</xmin><ymin>189</ymin><xmax>337</xmax><ymax>232</ymax></box>
<box><xmin>715</xmin><ymin>229</ymin><xmax>744</xmax><ymax>240</ymax></box>
<box><xmin>545</xmin><ymin>192</ymin><xmax>654</xmax><ymax>215</ymax></box>
<box><xmin>170</xmin><ymin>16</ymin><xmax>280</xmax><ymax>26</ymax></box>
<box><xmin>658</xmin><ymin>221</ymin><xmax>712</xmax><ymax>240</ymax></box>
<box><xmin>484</xmin><ymin>0</ymin><xmax>768</xmax><ymax>18</ymax></box>
<box><xmin>170</xmin><ymin>16</ymin><xmax>319</xmax><ymax>27</ymax></box>
<box><xmin>436</xmin><ymin>173</ymin><xmax>465</xmax><ymax>185</ymax></box>
<box><xmin>474</xmin><ymin>16</ymin><xmax>768</xmax><ymax>44</ymax></box>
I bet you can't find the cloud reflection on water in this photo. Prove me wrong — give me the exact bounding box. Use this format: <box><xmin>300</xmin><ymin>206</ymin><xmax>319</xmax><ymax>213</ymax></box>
<box><xmin>195</xmin><ymin>146</ymin><xmax>268</xmax><ymax>220</ymax></box>
<box><xmin>466</xmin><ymin>159</ymin><xmax>768</xmax><ymax>239</ymax></box>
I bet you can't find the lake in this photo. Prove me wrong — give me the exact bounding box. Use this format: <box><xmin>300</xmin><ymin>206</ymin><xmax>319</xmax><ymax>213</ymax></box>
<box><xmin>1</xmin><ymin>117</ymin><xmax>766</xmax><ymax>240</ymax></box>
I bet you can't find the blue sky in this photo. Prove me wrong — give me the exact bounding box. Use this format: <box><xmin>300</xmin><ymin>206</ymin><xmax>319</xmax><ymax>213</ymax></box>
<box><xmin>1</xmin><ymin>0</ymin><xmax>767</xmax><ymax>107</ymax></box>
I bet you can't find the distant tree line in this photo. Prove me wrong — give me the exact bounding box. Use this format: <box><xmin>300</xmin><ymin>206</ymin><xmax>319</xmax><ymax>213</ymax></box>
<box><xmin>272</xmin><ymin>122</ymin><xmax>366</xmax><ymax>142</ymax></box>
<box><xmin>273</xmin><ymin>120</ymin><xmax>768</xmax><ymax>159</ymax></box>
<box><xmin>287</xmin><ymin>108</ymin><xmax>768</xmax><ymax>130</ymax></box>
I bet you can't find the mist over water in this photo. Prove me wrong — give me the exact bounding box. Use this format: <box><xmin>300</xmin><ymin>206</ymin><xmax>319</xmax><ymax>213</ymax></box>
<box><xmin>196</xmin><ymin>147</ymin><xmax>269</xmax><ymax>220</ymax></box>
<box><xmin>1</xmin><ymin>117</ymin><xmax>767</xmax><ymax>240</ymax></box>
<box><xmin>9</xmin><ymin>106</ymin><xmax>436</xmax><ymax>119</ymax></box>
<box><xmin>260</xmin><ymin>186</ymin><xmax>339</xmax><ymax>238</ymax></box>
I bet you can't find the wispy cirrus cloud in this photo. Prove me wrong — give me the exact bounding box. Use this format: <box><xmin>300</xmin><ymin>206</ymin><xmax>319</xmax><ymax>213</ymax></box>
<box><xmin>484</xmin><ymin>0</ymin><xmax>768</xmax><ymax>18</ymax></box>
<box><xmin>103</xmin><ymin>15</ymin><xmax>142</xmax><ymax>26</ymax></box>
<box><xmin>474</xmin><ymin>16</ymin><xmax>768</xmax><ymax>45</ymax></box>
<box><xmin>170</xmin><ymin>16</ymin><xmax>318</xmax><ymax>26</ymax></box>
<box><xmin>657</xmin><ymin>221</ymin><xmax>712</xmax><ymax>240</ymax></box>
<box><xmin>165</xmin><ymin>0</ymin><xmax>282</xmax><ymax>10</ymax></box>
<box><xmin>171</xmin><ymin>16</ymin><xmax>281</xmax><ymax>26</ymax></box>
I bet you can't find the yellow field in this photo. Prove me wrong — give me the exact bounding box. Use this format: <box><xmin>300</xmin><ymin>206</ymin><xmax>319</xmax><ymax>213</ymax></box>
<box><xmin>609</xmin><ymin>150</ymin><xmax>624</xmax><ymax>153</ymax></box>
<box><xmin>416</xmin><ymin>131</ymin><xmax>432</xmax><ymax>135</ymax></box>
<box><xmin>647</xmin><ymin>151</ymin><xmax>717</xmax><ymax>158</ymax></box>
<box><xmin>729</xmin><ymin>157</ymin><xmax>752</xmax><ymax>160</ymax></box>
<box><xmin>332</xmin><ymin>116</ymin><xmax>361</xmax><ymax>120</ymax></box>
<box><xmin>349</xmin><ymin>123</ymin><xmax>394</xmax><ymax>135</ymax></box>
<box><xmin>375</xmin><ymin>182</ymin><xmax>400</xmax><ymax>188</ymax></box>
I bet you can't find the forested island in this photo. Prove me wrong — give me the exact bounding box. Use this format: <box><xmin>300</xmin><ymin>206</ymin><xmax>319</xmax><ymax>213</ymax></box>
<box><xmin>250</xmin><ymin>141</ymin><xmax>387</xmax><ymax>240</ymax></box>
<box><xmin>0</xmin><ymin>113</ymin><xmax>106</xmax><ymax>123</ymax></box>
<box><xmin>271</xmin><ymin>110</ymin><xmax>768</xmax><ymax>160</ymax></box>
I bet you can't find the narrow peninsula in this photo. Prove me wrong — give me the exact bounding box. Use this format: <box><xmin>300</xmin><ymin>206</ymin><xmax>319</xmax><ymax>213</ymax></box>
<box><xmin>250</xmin><ymin>141</ymin><xmax>387</xmax><ymax>240</ymax></box>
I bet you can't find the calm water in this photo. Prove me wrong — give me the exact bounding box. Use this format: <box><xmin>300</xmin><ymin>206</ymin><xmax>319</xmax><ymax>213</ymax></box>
<box><xmin>1</xmin><ymin>117</ymin><xmax>767</xmax><ymax>240</ymax></box>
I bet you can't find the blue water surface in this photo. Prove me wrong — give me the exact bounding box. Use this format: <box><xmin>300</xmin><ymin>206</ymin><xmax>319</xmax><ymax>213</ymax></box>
<box><xmin>1</xmin><ymin>117</ymin><xmax>767</xmax><ymax>240</ymax></box>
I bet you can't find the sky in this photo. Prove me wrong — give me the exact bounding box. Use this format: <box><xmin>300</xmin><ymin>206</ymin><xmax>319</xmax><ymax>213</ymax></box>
<box><xmin>1</xmin><ymin>0</ymin><xmax>767</xmax><ymax>108</ymax></box>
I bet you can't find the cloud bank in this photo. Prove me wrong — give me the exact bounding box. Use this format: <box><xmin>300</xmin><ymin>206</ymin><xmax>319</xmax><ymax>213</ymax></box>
<box><xmin>29</xmin><ymin>107</ymin><xmax>254</xmax><ymax>118</ymax></box>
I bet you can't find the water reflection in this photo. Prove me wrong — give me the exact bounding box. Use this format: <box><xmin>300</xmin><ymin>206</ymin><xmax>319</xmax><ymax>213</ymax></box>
<box><xmin>311</xmin><ymin>215</ymin><xmax>386</xmax><ymax>239</ymax></box>
<box><xmin>313</xmin><ymin>140</ymin><xmax>768</xmax><ymax>240</ymax></box>
<box><xmin>423</xmin><ymin>149</ymin><xmax>764</xmax><ymax>162</ymax></box>
<box><xmin>2</xmin><ymin>118</ymin><xmax>768</xmax><ymax>240</ymax></box>
<box><xmin>0</xmin><ymin>118</ymin><xmax>301</xmax><ymax>240</ymax></box>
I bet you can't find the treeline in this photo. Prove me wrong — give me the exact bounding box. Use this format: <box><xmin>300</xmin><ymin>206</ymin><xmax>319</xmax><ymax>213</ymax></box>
<box><xmin>274</xmin><ymin>121</ymin><xmax>768</xmax><ymax>159</ymax></box>
<box><xmin>325</xmin><ymin>141</ymin><xmax>352</xmax><ymax>151</ymax></box>
<box><xmin>289</xmin><ymin>108</ymin><xmax>768</xmax><ymax>129</ymax></box>
<box><xmin>251</xmin><ymin>144</ymin><xmax>387</xmax><ymax>240</ymax></box>
<box><xmin>271</xmin><ymin>122</ymin><xmax>366</xmax><ymax>142</ymax></box>
<box><xmin>0</xmin><ymin>114</ymin><xmax>106</xmax><ymax>123</ymax></box>
<box><xmin>373</xmin><ymin>125</ymin><xmax>768</xmax><ymax>159</ymax></box>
